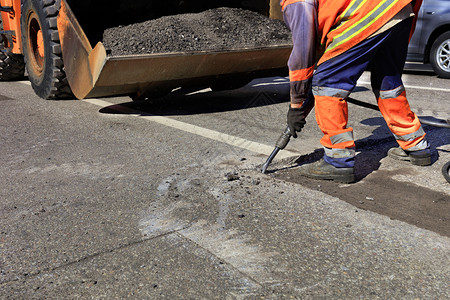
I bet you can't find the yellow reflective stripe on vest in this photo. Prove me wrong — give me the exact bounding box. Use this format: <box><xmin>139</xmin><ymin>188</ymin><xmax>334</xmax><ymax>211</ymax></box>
<box><xmin>339</xmin><ymin>0</ymin><xmax>366</xmax><ymax>23</ymax></box>
<box><xmin>325</xmin><ymin>0</ymin><xmax>398</xmax><ymax>54</ymax></box>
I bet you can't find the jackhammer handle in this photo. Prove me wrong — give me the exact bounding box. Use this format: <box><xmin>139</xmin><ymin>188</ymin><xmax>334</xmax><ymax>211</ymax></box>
<box><xmin>261</xmin><ymin>93</ymin><xmax>315</xmax><ymax>174</ymax></box>
<box><xmin>261</xmin><ymin>127</ymin><xmax>292</xmax><ymax>174</ymax></box>
<box><xmin>275</xmin><ymin>126</ymin><xmax>292</xmax><ymax>149</ymax></box>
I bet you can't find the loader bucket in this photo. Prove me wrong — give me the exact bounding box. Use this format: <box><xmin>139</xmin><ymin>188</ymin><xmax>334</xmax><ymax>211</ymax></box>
<box><xmin>57</xmin><ymin>0</ymin><xmax>292</xmax><ymax>99</ymax></box>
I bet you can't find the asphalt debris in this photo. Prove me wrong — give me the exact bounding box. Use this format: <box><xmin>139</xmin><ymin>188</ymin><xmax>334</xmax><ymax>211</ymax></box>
<box><xmin>225</xmin><ymin>172</ymin><xmax>240</xmax><ymax>181</ymax></box>
<box><xmin>102</xmin><ymin>7</ymin><xmax>291</xmax><ymax>56</ymax></box>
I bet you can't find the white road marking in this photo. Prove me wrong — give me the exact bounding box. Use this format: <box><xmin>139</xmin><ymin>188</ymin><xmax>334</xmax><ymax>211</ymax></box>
<box><xmin>82</xmin><ymin>98</ymin><xmax>300</xmax><ymax>159</ymax></box>
<box><xmin>18</xmin><ymin>76</ymin><xmax>450</xmax><ymax>92</ymax></box>
<box><xmin>251</xmin><ymin>77</ymin><xmax>450</xmax><ymax>92</ymax></box>
<box><xmin>18</xmin><ymin>80</ymin><xmax>31</xmax><ymax>86</ymax></box>
<box><xmin>18</xmin><ymin>78</ymin><xmax>447</xmax><ymax>160</ymax></box>
<box><xmin>357</xmin><ymin>80</ymin><xmax>450</xmax><ymax>93</ymax></box>
<box><xmin>16</xmin><ymin>79</ymin><xmax>299</xmax><ymax>159</ymax></box>
<box><xmin>251</xmin><ymin>81</ymin><xmax>290</xmax><ymax>87</ymax></box>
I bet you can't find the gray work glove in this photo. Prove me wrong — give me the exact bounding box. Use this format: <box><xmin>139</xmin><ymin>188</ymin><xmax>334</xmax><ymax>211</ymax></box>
<box><xmin>287</xmin><ymin>107</ymin><xmax>306</xmax><ymax>138</ymax></box>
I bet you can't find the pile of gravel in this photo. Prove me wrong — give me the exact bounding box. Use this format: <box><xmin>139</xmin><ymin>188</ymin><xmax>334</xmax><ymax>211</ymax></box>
<box><xmin>102</xmin><ymin>7</ymin><xmax>291</xmax><ymax>56</ymax></box>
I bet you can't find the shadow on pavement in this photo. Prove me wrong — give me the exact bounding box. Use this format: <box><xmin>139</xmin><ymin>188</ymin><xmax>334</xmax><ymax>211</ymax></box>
<box><xmin>99</xmin><ymin>78</ymin><xmax>290</xmax><ymax>116</ymax></box>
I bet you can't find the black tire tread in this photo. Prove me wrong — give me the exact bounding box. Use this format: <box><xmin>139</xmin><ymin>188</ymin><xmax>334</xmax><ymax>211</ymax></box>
<box><xmin>22</xmin><ymin>0</ymin><xmax>73</xmax><ymax>99</ymax></box>
<box><xmin>0</xmin><ymin>52</ymin><xmax>26</xmax><ymax>80</ymax></box>
<box><xmin>0</xmin><ymin>17</ymin><xmax>26</xmax><ymax>80</ymax></box>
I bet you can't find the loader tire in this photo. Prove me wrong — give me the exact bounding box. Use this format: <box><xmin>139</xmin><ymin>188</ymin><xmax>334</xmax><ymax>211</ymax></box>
<box><xmin>0</xmin><ymin>19</ymin><xmax>25</xmax><ymax>80</ymax></box>
<box><xmin>0</xmin><ymin>52</ymin><xmax>25</xmax><ymax>80</ymax></box>
<box><xmin>21</xmin><ymin>0</ymin><xmax>73</xmax><ymax>99</ymax></box>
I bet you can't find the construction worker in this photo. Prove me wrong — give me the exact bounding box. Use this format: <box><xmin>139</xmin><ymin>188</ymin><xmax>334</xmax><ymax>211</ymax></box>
<box><xmin>282</xmin><ymin>0</ymin><xmax>430</xmax><ymax>183</ymax></box>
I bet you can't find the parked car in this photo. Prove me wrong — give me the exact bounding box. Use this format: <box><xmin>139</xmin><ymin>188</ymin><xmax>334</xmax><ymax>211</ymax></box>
<box><xmin>408</xmin><ymin>0</ymin><xmax>450</xmax><ymax>78</ymax></box>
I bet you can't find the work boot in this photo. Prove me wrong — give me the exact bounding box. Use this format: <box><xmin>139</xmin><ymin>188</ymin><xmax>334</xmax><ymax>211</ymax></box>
<box><xmin>387</xmin><ymin>147</ymin><xmax>431</xmax><ymax>166</ymax></box>
<box><xmin>297</xmin><ymin>159</ymin><xmax>355</xmax><ymax>183</ymax></box>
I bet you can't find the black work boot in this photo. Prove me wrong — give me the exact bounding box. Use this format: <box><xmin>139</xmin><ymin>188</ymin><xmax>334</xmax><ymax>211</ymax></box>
<box><xmin>387</xmin><ymin>147</ymin><xmax>431</xmax><ymax>166</ymax></box>
<box><xmin>297</xmin><ymin>159</ymin><xmax>355</xmax><ymax>183</ymax></box>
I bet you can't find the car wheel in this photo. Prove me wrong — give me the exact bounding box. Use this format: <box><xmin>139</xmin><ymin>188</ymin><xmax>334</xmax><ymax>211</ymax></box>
<box><xmin>430</xmin><ymin>31</ymin><xmax>450</xmax><ymax>79</ymax></box>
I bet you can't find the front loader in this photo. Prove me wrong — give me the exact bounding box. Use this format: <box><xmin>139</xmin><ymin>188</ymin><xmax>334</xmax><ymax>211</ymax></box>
<box><xmin>0</xmin><ymin>0</ymin><xmax>292</xmax><ymax>100</ymax></box>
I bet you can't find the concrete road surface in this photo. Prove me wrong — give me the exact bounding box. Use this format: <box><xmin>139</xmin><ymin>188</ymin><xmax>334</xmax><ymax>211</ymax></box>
<box><xmin>1</xmin><ymin>70</ymin><xmax>449</xmax><ymax>299</ymax></box>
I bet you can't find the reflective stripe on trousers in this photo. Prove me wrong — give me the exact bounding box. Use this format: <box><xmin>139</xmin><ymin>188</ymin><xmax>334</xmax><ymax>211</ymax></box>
<box><xmin>378</xmin><ymin>89</ymin><xmax>426</xmax><ymax>150</ymax></box>
<box><xmin>311</xmin><ymin>18</ymin><xmax>427</xmax><ymax>166</ymax></box>
<box><xmin>313</xmin><ymin>93</ymin><xmax>355</xmax><ymax>150</ymax></box>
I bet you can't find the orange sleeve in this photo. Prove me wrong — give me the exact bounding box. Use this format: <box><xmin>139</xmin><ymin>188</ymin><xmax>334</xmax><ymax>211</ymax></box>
<box><xmin>280</xmin><ymin>0</ymin><xmax>306</xmax><ymax>11</ymax></box>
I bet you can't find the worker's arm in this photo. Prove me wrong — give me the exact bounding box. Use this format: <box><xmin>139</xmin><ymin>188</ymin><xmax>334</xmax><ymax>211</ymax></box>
<box><xmin>282</xmin><ymin>0</ymin><xmax>318</xmax><ymax>137</ymax></box>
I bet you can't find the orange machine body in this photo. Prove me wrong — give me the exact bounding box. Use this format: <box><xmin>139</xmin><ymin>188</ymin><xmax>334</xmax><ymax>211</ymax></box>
<box><xmin>0</xmin><ymin>0</ymin><xmax>292</xmax><ymax>100</ymax></box>
<box><xmin>0</xmin><ymin>0</ymin><xmax>22</xmax><ymax>53</ymax></box>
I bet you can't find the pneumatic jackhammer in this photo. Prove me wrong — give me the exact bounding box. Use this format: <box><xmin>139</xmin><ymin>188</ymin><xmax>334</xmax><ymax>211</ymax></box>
<box><xmin>261</xmin><ymin>95</ymin><xmax>315</xmax><ymax>174</ymax></box>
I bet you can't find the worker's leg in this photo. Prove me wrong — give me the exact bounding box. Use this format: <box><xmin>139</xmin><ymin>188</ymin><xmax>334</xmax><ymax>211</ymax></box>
<box><xmin>310</xmin><ymin>31</ymin><xmax>391</xmax><ymax>170</ymax></box>
<box><xmin>370</xmin><ymin>17</ymin><xmax>430</xmax><ymax>165</ymax></box>
<box><xmin>297</xmin><ymin>35</ymin><xmax>389</xmax><ymax>182</ymax></box>
<box><xmin>298</xmin><ymin>23</ymin><xmax>423</xmax><ymax>182</ymax></box>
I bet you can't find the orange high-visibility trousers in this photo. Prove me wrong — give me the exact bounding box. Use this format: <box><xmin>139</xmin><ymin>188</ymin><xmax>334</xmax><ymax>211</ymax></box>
<box><xmin>311</xmin><ymin>18</ymin><xmax>427</xmax><ymax>167</ymax></box>
<box><xmin>377</xmin><ymin>88</ymin><xmax>425</xmax><ymax>150</ymax></box>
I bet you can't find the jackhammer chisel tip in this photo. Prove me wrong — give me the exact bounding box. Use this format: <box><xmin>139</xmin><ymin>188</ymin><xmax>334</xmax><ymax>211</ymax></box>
<box><xmin>261</xmin><ymin>147</ymin><xmax>281</xmax><ymax>174</ymax></box>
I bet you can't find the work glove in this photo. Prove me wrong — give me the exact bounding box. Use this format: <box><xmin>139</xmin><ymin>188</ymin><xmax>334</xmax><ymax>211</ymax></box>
<box><xmin>287</xmin><ymin>107</ymin><xmax>306</xmax><ymax>138</ymax></box>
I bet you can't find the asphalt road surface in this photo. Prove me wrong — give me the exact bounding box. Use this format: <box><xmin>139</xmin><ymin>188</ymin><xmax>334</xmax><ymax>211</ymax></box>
<box><xmin>1</xmin><ymin>70</ymin><xmax>449</xmax><ymax>298</ymax></box>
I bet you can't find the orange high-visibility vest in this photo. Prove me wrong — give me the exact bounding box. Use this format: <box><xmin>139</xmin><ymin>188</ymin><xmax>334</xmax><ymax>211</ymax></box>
<box><xmin>280</xmin><ymin>0</ymin><xmax>413</xmax><ymax>65</ymax></box>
